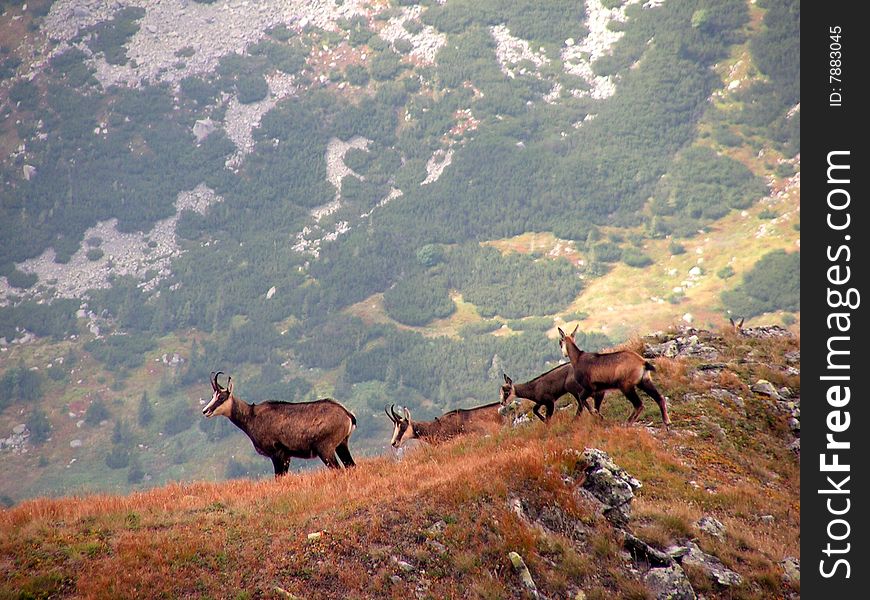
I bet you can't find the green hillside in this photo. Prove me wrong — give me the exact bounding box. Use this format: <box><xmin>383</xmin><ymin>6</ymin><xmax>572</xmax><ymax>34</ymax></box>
<box><xmin>0</xmin><ymin>0</ymin><xmax>799</xmax><ymax>502</ymax></box>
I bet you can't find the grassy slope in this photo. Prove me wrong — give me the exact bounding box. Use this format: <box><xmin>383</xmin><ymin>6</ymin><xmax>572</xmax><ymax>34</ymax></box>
<box><xmin>1</xmin><ymin>329</ymin><xmax>799</xmax><ymax>599</ymax></box>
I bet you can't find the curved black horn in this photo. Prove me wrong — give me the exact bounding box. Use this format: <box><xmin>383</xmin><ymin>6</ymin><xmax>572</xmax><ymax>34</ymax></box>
<box><xmin>214</xmin><ymin>371</ymin><xmax>225</xmax><ymax>391</ymax></box>
<box><xmin>384</xmin><ymin>405</ymin><xmax>396</xmax><ymax>423</ymax></box>
<box><xmin>210</xmin><ymin>371</ymin><xmax>217</xmax><ymax>391</ymax></box>
<box><xmin>390</xmin><ymin>404</ymin><xmax>404</xmax><ymax>422</ymax></box>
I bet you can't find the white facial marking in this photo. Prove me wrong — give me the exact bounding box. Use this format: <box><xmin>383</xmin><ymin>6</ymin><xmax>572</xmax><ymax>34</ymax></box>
<box><xmin>202</xmin><ymin>391</ymin><xmax>220</xmax><ymax>416</ymax></box>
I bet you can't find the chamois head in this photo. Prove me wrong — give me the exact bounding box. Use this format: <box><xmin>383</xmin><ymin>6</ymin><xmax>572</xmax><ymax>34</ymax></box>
<box><xmin>499</xmin><ymin>374</ymin><xmax>516</xmax><ymax>405</ymax></box>
<box><xmin>384</xmin><ymin>404</ymin><xmax>414</xmax><ymax>448</ymax></box>
<box><xmin>202</xmin><ymin>371</ymin><xmax>234</xmax><ymax>418</ymax></box>
<box><xmin>558</xmin><ymin>324</ymin><xmax>579</xmax><ymax>358</ymax></box>
<box><xmin>729</xmin><ymin>317</ymin><xmax>745</xmax><ymax>332</ymax></box>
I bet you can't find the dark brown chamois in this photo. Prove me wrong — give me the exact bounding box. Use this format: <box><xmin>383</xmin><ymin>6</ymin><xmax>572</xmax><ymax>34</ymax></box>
<box><xmin>499</xmin><ymin>365</ymin><xmax>601</xmax><ymax>422</ymax></box>
<box><xmin>558</xmin><ymin>326</ymin><xmax>671</xmax><ymax>430</ymax></box>
<box><xmin>384</xmin><ymin>402</ymin><xmax>503</xmax><ymax>448</ymax></box>
<box><xmin>202</xmin><ymin>372</ymin><xmax>356</xmax><ymax>476</ymax></box>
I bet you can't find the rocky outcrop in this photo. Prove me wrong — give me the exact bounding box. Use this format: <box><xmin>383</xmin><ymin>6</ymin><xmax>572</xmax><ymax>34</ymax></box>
<box><xmin>572</xmin><ymin>448</ymin><xmax>642</xmax><ymax>526</ymax></box>
<box><xmin>643</xmin><ymin>564</ymin><xmax>697</xmax><ymax>600</ymax></box>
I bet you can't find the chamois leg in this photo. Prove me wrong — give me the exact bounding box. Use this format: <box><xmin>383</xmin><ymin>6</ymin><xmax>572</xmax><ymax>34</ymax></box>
<box><xmin>271</xmin><ymin>456</ymin><xmax>290</xmax><ymax>478</ymax></box>
<box><xmin>570</xmin><ymin>392</ymin><xmax>596</xmax><ymax>418</ymax></box>
<box><xmin>316</xmin><ymin>448</ymin><xmax>341</xmax><ymax>469</ymax></box>
<box><xmin>544</xmin><ymin>400</ymin><xmax>555</xmax><ymax>421</ymax></box>
<box><xmin>622</xmin><ymin>388</ymin><xmax>645</xmax><ymax>425</ymax></box>
<box><xmin>639</xmin><ymin>377</ymin><xmax>671</xmax><ymax>431</ymax></box>
<box><xmin>335</xmin><ymin>441</ymin><xmax>356</xmax><ymax>468</ymax></box>
<box><xmin>532</xmin><ymin>402</ymin><xmax>548</xmax><ymax>422</ymax></box>
<box><xmin>593</xmin><ymin>391</ymin><xmax>605</xmax><ymax>416</ymax></box>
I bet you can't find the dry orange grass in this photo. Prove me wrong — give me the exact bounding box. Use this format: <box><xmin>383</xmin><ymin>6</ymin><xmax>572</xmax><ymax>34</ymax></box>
<box><xmin>1</xmin><ymin>390</ymin><xmax>800</xmax><ymax>599</ymax></box>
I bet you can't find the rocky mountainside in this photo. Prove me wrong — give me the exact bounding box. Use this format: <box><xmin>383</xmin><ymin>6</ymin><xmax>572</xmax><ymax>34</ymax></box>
<box><xmin>1</xmin><ymin>0</ymin><xmax>799</xmax><ymax>508</ymax></box>
<box><xmin>0</xmin><ymin>325</ymin><xmax>800</xmax><ymax>598</ymax></box>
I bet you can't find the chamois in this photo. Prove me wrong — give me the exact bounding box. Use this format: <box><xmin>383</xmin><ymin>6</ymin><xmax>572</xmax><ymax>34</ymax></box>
<box><xmin>499</xmin><ymin>366</ymin><xmax>601</xmax><ymax>422</ymax></box>
<box><xmin>558</xmin><ymin>326</ymin><xmax>671</xmax><ymax>430</ymax></box>
<box><xmin>384</xmin><ymin>402</ymin><xmax>503</xmax><ymax>448</ymax></box>
<box><xmin>729</xmin><ymin>317</ymin><xmax>745</xmax><ymax>331</ymax></box>
<box><xmin>202</xmin><ymin>372</ymin><xmax>356</xmax><ymax>476</ymax></box>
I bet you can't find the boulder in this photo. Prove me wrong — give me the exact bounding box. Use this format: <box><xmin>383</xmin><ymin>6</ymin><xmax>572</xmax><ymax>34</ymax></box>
<box><xmin>695</xmin><ymin>516</ymin><xmax>725</xmax><ymax>539</ymax></box>
<box><xmin>751</xmin><ymin>379</ymin><xmax>782</xmax><ymax>400</ymax></box>
<box><xmin>780</xmin><ymin>556</ymin><xmax>800</xmax><ymax>584</ymax></box>
<box><xmin>508</xmin><ymin>551</ymin><xmax>540</xmax><ymax>598</ymax></box>
<box><xmin>644</xmin><ymin>565</ymin><xmax>697</xmax><ymax>600</ymax></box>
<box><xmin>681</xmin><ymin>541</ymin><xmax>742</xmax><ymax>587</ymax></box>
<box><xmin>572</xmin><ymin>448</ymin><xmax>641</xmax><ymax>526</ymax></box>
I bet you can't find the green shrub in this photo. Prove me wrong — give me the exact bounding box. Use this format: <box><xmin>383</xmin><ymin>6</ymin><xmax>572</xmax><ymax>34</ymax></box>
<box><xmin>27</xmin><ymin>408</ymin><xmax>51</xmax><ymax>444</ymax></box>
<box><xmin>237</xmin><ymin>74</ymin><xmax>269</xmax><ymax>104</ymax></box>
<box><xmin>721</xmin><ymin>250</ymin><xmax>799</xmax><ymax>317</ymax></box>
<box><xmin>458</xmin><ymin>319</ymin><xmax>503</xmax><ymax>338</ymax></box>
<box><xmin>345</xmin><ymin>64</ymin><xmax>370</xmax><ymax>86</ymax></box>
<box><xmin>717</xmin><ymin>265</ymin><xmax>735</xmax><ymax>279</ymax></box>
<box><xmin>394</xmin><ymin>38</ymin><xmax>414</xmax><ymax>54</ymax></box>
<box><xmin>622</xmin><ymin>248</ymin><xmax>653</xmax><ymax>268</ymax></box>
<box><xmin>383</xmin><ymin>273</ymin><xmax>455</xmax><ymax>326</ymax></box>
<box><xmin>592</xmin><ymin>242</ymin><xmax>622</xmax><ymax>263</ymax></box>
<box><xmin>85</xmin><ymin>398</ymin><xmax>110</xmax><ymax>426</ymax></box>
<box><xmin>507</xmin><ymin>317</ymin><xmax>553</xmax><ymax>331</ymax></box>
<box><xmin>668</xmin><ymin>241</ymin><xmax>686</xmax><ymax>255</ymax></box>
<box><xmin>86</xmin><ymin>248</ymin><xmax>104</xmax><ymax>261</ymax></box>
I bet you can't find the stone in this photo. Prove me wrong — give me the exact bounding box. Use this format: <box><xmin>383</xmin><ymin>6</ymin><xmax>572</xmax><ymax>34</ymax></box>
<box><xmin>70</xmin><ymin>439</ymin><xmax>83</xmax><ymax>448</ymax></box>
<box><xmin>12</xmin><ymin>424</ymin><xmax>26</xmax><ymax>435</ymax></box>
<box><xmin>780</xmin><ymin>557</ymin><xmax>800</xmax><ymax>584</ymax></box>
<box><xmin>695</xmin><ymin>516</ymin><xmax>725</xmax><ymax>539</ymax></box>
<box><xmin>427</xmin><ymin>540</ymin><xmax>447</xmax><ymax>555</ymax></box>
<box><xmin>760</xmin><ymin>515</ymin><xmax>775</xmax><ymax>524</ymax></box>
<box><xmin>573</xmin><ymin>448</ymin><xmax>641</xmax><ymax>526</ymax></box>
<box><xmin>193</xmin><ymin>118</ymin><xmax>216</xmax><ymax>143</ymax></box>
<box><xmin>644</xmin><ymin>564</ymin><xmax>697</xmax><ymax>600</ymax></box>
<box><xmin>266</xmin><ymin>285</ymin><xmax>277</xmax><ymax>299</ymax></box>
<box><xmin>508</xmin><ymin>551</ymin><xmax>539</xmax><ymax>596</ymax></box>
<box><xmin>623</xmin><ymin>532</ymin><xmax>673</xmax><ymax>567</ymax></box>
<box><xmin>751</xmin><ymin>379</ymin><xmax>782</xmax><ymax>400</ymax></box>
<box><xmin>22</xmin><ymin>164</ymin><xmax>37</xmax><ymax>181</ymax></box>
<box><xmin>681</xmin><ymin>541</ymin><xmax>742</xmax><ymax>587</ymax></box>
<box><xmin>787</xmin><ymin>417</ymin><xmax>800</xmax><ymax>433</ymax></box>
<box><xmin>396</xmin><ymin>560</ymin><xmax>414</xmax><ymax>573</ymax></box>
<box><xmin>788</xmin><ymin>438</ymin><xmax>800</xmax><ymax>453</ymax></box>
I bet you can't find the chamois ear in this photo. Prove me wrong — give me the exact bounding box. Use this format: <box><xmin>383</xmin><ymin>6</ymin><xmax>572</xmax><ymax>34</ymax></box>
<box><xmin>403</xmin><ymin>407</ymin><xmax>411</xmax><ymax>422</ymax></box>
<box><xmin>557</xmin><ymin>327</ymin><xmax>566</xmax><ymax>339</ymax></box>
<box><xmin>737</xmin><ymin>317</ymin><xmax>744</xmax><ymax>328</ymax></box>
<box><xmin>227</xmin><ymin>376</ymin><xmax>234</xmax><ymax>395</ymax></box>
<box><xmin>729</xmin><ymin>317</ymin><xmax>735</xmax><ymax>327</ymax></box>
<box><xmin>571</xmin><ymin>324</ymin><xmax>579</xmax><ymax>336</ymax></box>
<box><xmin>503</xmin><ymin>374</ymin><xmax>512</xmax><ymax>385</ymax></box>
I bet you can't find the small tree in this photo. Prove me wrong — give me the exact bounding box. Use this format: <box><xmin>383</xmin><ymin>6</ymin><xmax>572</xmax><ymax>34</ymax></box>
<box><xmin>137</xmin><ymin>391</ymin><xmax>153</xmax><ymax>426</ymax></box>
<box><xmin>27</xmin><ymin>408</ymin><xmax>51</xmax><ymax>444</ymax></box>
<box><xmin>85</xmin><ymin>397</ymin><xmax>110</xmax><ymax>426</ymax></box>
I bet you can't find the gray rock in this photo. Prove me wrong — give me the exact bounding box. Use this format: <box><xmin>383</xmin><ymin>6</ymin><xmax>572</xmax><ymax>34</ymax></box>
<box><xmin>624</xmin><ymin>533</ymin><xmax>674</xmax><ymax>567</ymax></box>
<box><xmin>508</xmin><ymin>551</ymin><xmax>539</xmax><ymax>597</ymax></box>
<box><xmin>695</xmin><ymin>516</ymin><xmax>725</xmax><ymax>539</ymax></box>
<box><xmin>751</xmin><ymin>379</ymin><xmax>782</xmax><ymax>400</ymax></box>
<box><xmin>788</xmin><ymin>438</ymin><xmax>800</xmax><ymax>453</ymax></box>
<box><xmin>573</xmin><ymin>448</ymin><xmax>642</xmax><ymax>526</ymax></box>
<box><xmin>193</xmin><ymin>118</ymin><xmax>216</xmax><ymax>143</ymax></box>
<box><xmin>759</xmin><ymin>515</ymin><xmax>775</xmax><ymax>524</ymax></box>
<box><xmin>12</xmin><ymin>424</ymin><xmax>26</xmax><ymax>435</ymax></box>
<box><xmin>681</xmin><ymin>541</ymin><xmax>742</xmax><ymax>587</ymax></box>
<box><xmin>644</xmin><ymin>565</ymin><xmax>697</xmax><ymax>600</ymax></box>
<box><xmin>780</xmin><ymin>556</ymin><xmax>800</xmax><ymax>584</ymax></box>
<box><xmin>396</xmin><ymin>560</ymin><xmax>414</xmax><ymax>573</ymax></box>
<box><xmin>22</xmin><ymin>164</ymin><xmax>37</xmax><ymax>181</ymax></box>
<box><xmin>427</xmin><ymin>540</ymin><xmax>447</xmax><ymax>555</ymax></box>
<box><xmin>740</xmin><ymin>325</ymin><xmax>792</xmax><ymax>338</ymax></box>
<box><xmin>70</xmin><ymin>439</ymin><xmax>83</xmax><ymax>448</ymax></box>
<box><xmin>787</xmin><ymin>417</ymin><xmax>800</xmax><ymax>433</ymax></box>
